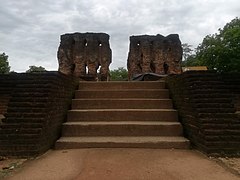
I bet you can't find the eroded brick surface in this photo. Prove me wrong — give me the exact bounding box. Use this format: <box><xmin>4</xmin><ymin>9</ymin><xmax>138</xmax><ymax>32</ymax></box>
<box><xmin>0</xmin><ymin>73</ymin><xmax>78</xmax><ymax>157</ymax></box>
<box><xmin>57</xmin><ymin>33</ymin><xmax>112</xmax><ymax>81</ymax></box>
<box><xmin>127</xmin><ymin>34</ymin><xmax>182</xmax><ymax>79</ymax></box>
<box><xmin>166</xmin><ymin>71</ymin><xmax>240</xmax><ymax>156</ymax></box>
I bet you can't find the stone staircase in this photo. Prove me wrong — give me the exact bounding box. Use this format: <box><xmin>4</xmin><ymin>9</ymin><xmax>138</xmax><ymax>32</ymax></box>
<box><xmin>55</xmin><ymin>81</ymin><xmax>189</xmax><ymax>149</ymax></box>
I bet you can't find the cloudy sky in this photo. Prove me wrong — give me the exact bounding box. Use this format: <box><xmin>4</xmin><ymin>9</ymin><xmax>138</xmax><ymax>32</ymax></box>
<box><xmin>0</xmin><ymin>0</ymin><xmax>239</xmax><ymax>72</ymax></box>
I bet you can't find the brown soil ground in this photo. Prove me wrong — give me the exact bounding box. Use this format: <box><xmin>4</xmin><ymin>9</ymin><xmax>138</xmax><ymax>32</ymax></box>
<box><xmin>1</xmin><ymin>149</ymin><xmax>240</xmax><ymax>180</ymax></box>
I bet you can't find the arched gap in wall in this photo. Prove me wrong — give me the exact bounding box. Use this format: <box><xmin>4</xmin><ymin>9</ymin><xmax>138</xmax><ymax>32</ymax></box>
<box><xmin>97</xmin><ymin>65</ymin><xmax>101</xmax><ymax>73</ymax></box>
<box><xmin>140</xmin><ymin>53</ymin><xmax>144</xmax><ymax>65</ymax></box>
<box><xmin>71</xmin><ymin>64</ymin><xmax>76</xmax><ymax>74</ymax></box>
<box><xmin>150</xmin><ymin>62</ymin><xmax>155</xmax><ymax>73</ymax></box>
<box><xmin>84</xmin><ymin>39</ymin><xmax>88</xmax><ymax>46</ymax></box>
<box><xmin>163</xmin><ymin>62</ymin><xmax>169</xmax><ymax>74</ymax></box>
<box><xmin>72</xmin><ymin>39</ymin><xmax>75</xmax><ymax>45</ymax></box>
<box><xmin>86</xmin><ymin>66</ymin><xmax>89</xmax><ymax>74</ymax></box>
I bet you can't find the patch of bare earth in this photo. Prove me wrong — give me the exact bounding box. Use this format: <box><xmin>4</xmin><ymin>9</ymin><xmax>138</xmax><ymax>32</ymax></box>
<box><xmin>216</xmin><ymin>157</ymin><xmax>240</xmax><ymax>177</ymax></box>
<box><xmin>0</xmin><ymin>156</ymin><xmax>28</xmax><ymax>179</ymax></box>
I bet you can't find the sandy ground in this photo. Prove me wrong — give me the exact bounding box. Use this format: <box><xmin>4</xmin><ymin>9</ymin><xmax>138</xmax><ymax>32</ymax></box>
<box><xmin>216</xmin><ymin>157</ymin><xmax>240</xmax><ymax>176</ymax></box>
<box><xmin>1</xmin><ymin>149</ymin><xmax>240</xmax><ymax>180</ymax></box>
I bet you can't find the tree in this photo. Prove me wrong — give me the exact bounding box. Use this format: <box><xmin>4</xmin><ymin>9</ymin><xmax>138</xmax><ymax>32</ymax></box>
<box><xmin>195</xmin><ymin>17</ymin><xmax>240</xmax><ymax>72</ymax></box>
<box><xmin>0</xmin><ymin>53</ymin><xmax>10</xmax><ymax>74</ymax></box>
<box><xmin>110</xmin><ymin>67</ymin><xmax>128</xmax><ymax>81</ymax></box>
<box><xmin>181</xmin><ymin>43</ymin><xmax>200</xmax><ymax>67</ymax></box>
<box><xmin>182</xmin><ymin>43</ymin><xmax>194</xmax><ymax>61</ymax></box>
<box><xmin>26</xmin><ymin>66</ymin><xmax>47</xmax><ymax>73</ymax></box>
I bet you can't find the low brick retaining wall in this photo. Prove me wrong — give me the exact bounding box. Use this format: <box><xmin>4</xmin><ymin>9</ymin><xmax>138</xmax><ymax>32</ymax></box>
<box><xmin>166</xmin><ymin>71</ymin><xmax>240</xmax><ymax>156</ymax></box>
<box><xmin>0</xmin><ymin>75</ymin><xmax>16</xmax><ymax>115</ymax></box>
<box><xmin>0</xmin><ymin>72</ymin><xmax>78</xmax><ymax>157</ymax></box>
<box><xmin>221</xmin><ymin>73</ymin><xmax>240</xmax><ymax>112</ymax></box>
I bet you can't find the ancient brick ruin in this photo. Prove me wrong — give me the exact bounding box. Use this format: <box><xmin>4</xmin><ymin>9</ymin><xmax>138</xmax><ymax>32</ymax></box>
<box><xmin>57</xmin><ymin>32</ymin><xmax>112</xmax><ymax>81</ymax></box>
<box><xmin>127</xmin><ymin>34</ymin><xmax>183</xmax><ymax>79</ymax></box>
<box><xmin>1</xmin><ymin>32</ymin><xmax>240</xmax><ymax>157</ymax></box>
<box><xmin>166</xmin><ymin>71</ymin><xmax>240</xmax><ymax>156</ymax></box>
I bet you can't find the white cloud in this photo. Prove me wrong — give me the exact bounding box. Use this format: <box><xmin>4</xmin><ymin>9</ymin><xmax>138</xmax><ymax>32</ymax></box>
<box><xmin>0</xmin><ymin>0</ymin><xmax>239</xmax><ymax>72</ymax></box>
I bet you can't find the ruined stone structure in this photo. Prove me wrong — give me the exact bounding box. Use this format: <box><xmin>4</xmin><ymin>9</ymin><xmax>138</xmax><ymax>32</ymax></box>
<box><xmin>57</xmin><ymin>33</ymin><xmax>112</xmax><ymax>81</ymax></box>
<box><xmin>127</xmin><ymin>34</ymin><xmax>183</xmax><ymax>79</ymax></box>
<box><xmin>1</xmin><ymin>72</ymin><xmax>240</xmax><ymax>157</ymax></box>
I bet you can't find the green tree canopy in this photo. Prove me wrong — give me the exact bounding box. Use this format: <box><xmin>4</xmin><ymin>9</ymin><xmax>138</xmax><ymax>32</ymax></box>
<box><xmin>110</xmin><ymin>67</ymin><xmax>128</xmax><ymax>81</ymax></box>
<box><xmin>0</xmin><ymin>53</ymin><xmax>11</xmax><ymax>74</ymax></box>
<box><xmin>195</xmin><ymin>17</ymin><xmax>240</xmax><ymax>72</ymax></box>
<box><xmin>26</xmin><ymin>65</ymin><xmax>47</xmax><ymax>73</ymax></box>
<box><xmin>181</xmin><ymin>43</ymin><xmax>199</xmax><ymax>67</ymax></box>
<box><xmin>182</xmin><ymin>43</ymin><xmax>194</xmax><ymax>61</ymax></box>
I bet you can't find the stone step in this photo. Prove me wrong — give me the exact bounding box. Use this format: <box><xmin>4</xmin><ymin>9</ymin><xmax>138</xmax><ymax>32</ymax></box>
<box><xmin>78</xmin><ymin>81</ymin><xmax>165</xmax><ymax>90</ymax></box>
<box><xmin>55</xmin><ymin>80</ymin><xmax>189</xmax><ymax>150</ymax></box>
<box><xmin>61</xmin><ymin>121</ymin><xmax>183</xmax><ymax>136</ymax></box>
<box><xmin>71</xmin><ymin>99</ymin><xmax>173</xmax><ymax>109</ymax></box>
<box><xmin>55</xmin><ymin>136</ymin><xmax>190</xmax><ymax>149</ymax></box>
<box><xmin>67</xmin><ymin>109</ymin><xmax>178</xmax><ymax>122</ymax></box>
<box><xmin>74</xmin><ymin>89</ymin><xmax>169</xmax><ymax>99</ymax></box>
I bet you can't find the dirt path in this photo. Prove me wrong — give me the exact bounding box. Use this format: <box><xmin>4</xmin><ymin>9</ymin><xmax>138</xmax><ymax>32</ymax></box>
<box><xmin>3</xmin><ymin>149</ymin><xmax>240</xmax><ymax>180</ymax></box>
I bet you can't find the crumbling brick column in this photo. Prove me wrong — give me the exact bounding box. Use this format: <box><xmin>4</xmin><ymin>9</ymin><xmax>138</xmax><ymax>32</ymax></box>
<box><xmin>57</xmin><ymin>32</ymin><xmax>112</xmax><ymax>81</ymax></box>
<box><xmin>127</xmin><ymin>34</ymin><xmax>182</xmax><ymax>79</ymax></box>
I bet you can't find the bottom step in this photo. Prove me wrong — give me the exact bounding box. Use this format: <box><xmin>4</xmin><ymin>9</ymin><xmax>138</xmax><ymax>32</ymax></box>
<box><xmin>55</xmin><ymin>136</ymin><xmax>190</xmax><ymax>149</ymax></box>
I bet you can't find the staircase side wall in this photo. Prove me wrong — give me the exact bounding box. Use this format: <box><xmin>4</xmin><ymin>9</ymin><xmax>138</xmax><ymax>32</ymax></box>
<box><xmin>221</xmin><ymin>73</ymin><xmax>240</xmax><ymax>112</ymax></box>
<box><xmin>166</xmin><ymin>71</ymin><xmax>240</xmax><ymax>156</ymax></box>
<box><xmin>0</xmin><ymin>72</ymin><xmax>78</xmax><ymax>157</ymax></box>
<box><xmin>0</xmin><ymin>75</ymin><xmax>16</xmax><ymax>115</ymax></box>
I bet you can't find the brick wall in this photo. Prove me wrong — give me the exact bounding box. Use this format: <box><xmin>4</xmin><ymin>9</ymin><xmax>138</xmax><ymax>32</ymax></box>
<box><xmin>166</xmin><ymin>71</ymin><xmax>240</xmax><ymax>156</ymax></box>
<box><xmin>0</xmin><ymin>72</ymin><xmax>78</xmax><ymax>157</ymax></box>
<box><xmin>221</xmin><ymin>73</ymin><xmax>240</xmax><ymax>112</ymax></box>
<box><xmin>0</xmin><ymin>74</ymin><xmax>16</xmax><ymax>115</ymax></box>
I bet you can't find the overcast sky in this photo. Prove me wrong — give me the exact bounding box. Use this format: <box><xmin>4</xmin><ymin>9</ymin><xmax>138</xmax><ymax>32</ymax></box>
<box><xmin>0</xmin><ymin>0</ymin><xmax>239</xmax><ymax>72</ymax></box>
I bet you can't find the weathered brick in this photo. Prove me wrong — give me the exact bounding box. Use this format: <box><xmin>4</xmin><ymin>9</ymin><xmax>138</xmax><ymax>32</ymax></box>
<box><xmin>166</xmin><ymin>71</ymin><xmax>240</xmax><ymax>156</ymax></box>
<box><xmin>0</xmin><ymin>72</ymin><xmax>78</xmax><ymax>157</ymax></box>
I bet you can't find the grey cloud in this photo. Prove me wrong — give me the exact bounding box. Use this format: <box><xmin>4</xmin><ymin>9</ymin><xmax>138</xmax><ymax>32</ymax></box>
<box><xmin>0</xmin><ymin>0</ymin><xmax>239</xmax><ymax>72</ymax></box>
